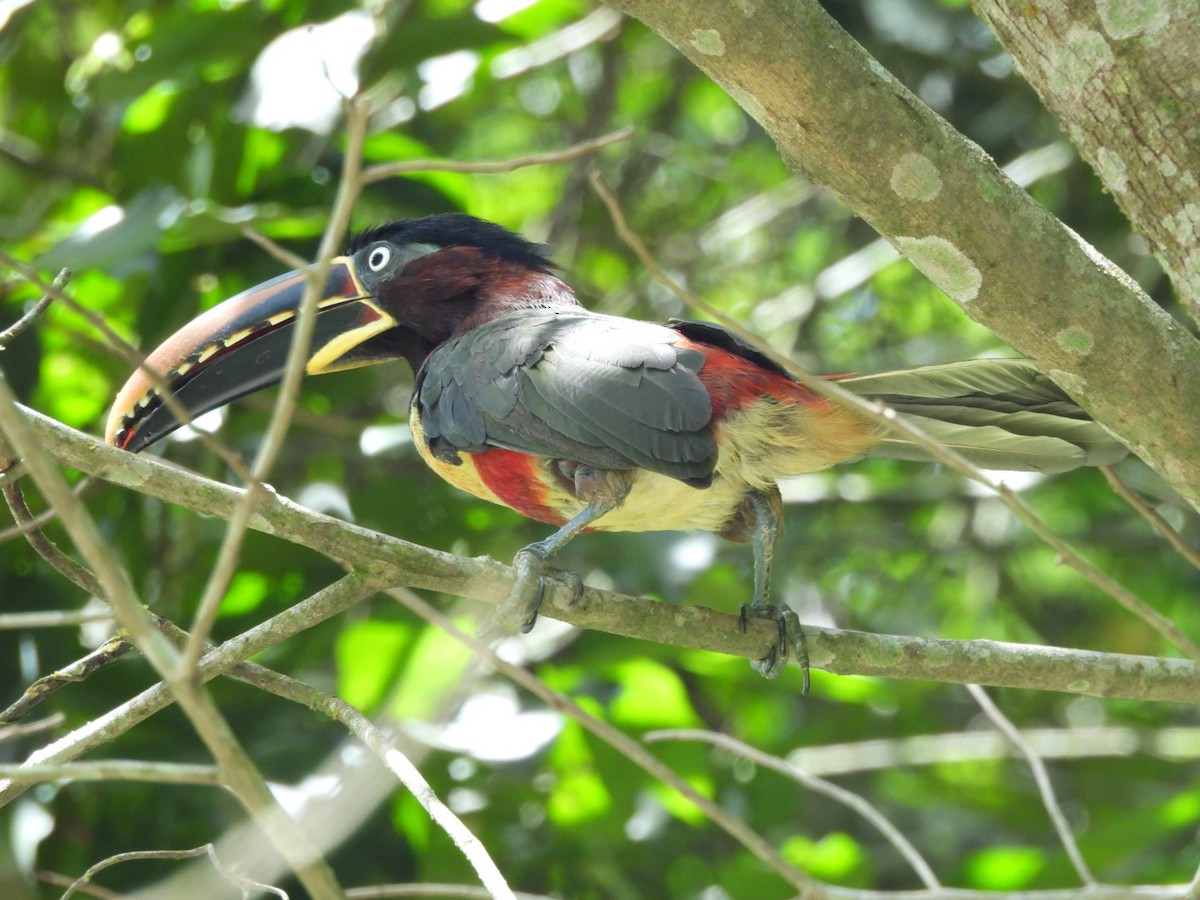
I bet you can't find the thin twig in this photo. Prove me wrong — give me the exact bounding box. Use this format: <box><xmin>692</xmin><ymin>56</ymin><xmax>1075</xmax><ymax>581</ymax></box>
<box><xmin>994</xmin><ymin>479</ymin><xmax>1199</xmax><ymax>658</ymax></box>
<box><xmin>784</xmin><ymin>725</ymin><xmax>1200</xmax><ymax>776</ymax></box>
<box><xmin>0</xmin><ymin>761</ymin><xmax>220</xmax><ymax>785</ymax></box>
<box><xmin>2</xmin><ymin>473</ymin><xmax>102</xmax><ymax>595</ymax></box>
<box><xmin>239</xmin><ymin>225</ymin><xmax>311</xmax><ymax>270</ymax></box>
<box><xmin>0</xmin><ymin>609</ymin><xmax>113</xmax><ymax>630</ymax></box>
<box><xmin>967</xmin><ymin>684</ymin><xmax>1096</xmax><ymax>886</ymax></box>
<box><xmin>0</xmin><ymin>713</ymin><xmax>65</xmax><ymax>743</ymax></box>
<box><xmin>0</xmin><ymin>495</ymin><xmax>59</xmax><ymax>541</ymax></box>
<box><xmin>345</xmin><ymin>886</ymin><xmax>556</xmax><ymax>900</ymax></box>
<box><xmin>1</xmin><ymin>636</ymin><xmax>133</xmax><ymax>725</ymax></box>
<box><xmin>589</xmin><ymin>170</ymin><xmax>1200</xmax><ymax>665</ymax></box>
<box><xmin>205</xmin><ymin>843</ymin><xmax>290</xmax><ymax>899</ymax></box>
<box><xmin>239</xmin><ymin>664</ymin><xmax>518</xmax><ymax>900</ymax></box>
<box><xmin>1102</xmin><ymin>466</ymin><xmax>1200</xmax><ymax>572</ymax></box>
<box><xmin>62</xmin><ymin>847</ymin><xmax>211</xmax><ymax>900</ymax></box>
<box><xmin>35</xmin><ymin>870</ymin><xmax>125</xmax><ymax>900</ymax></box>
<box><xmin>361</xmin><ymin>126</ymin><xmax>632</xmax><ymax>184</ymax></box>
<box><xmin>381</xmin><ymin>581</ymin><xmax>817</xmax><ymax>894</ymax></box>
<box><xmin>239</xmin><ymin>391</ymin><xmax>365</xmax><ymax>436</ymax></box>
<box><xmin>60</xmin><ymin>844</ymin><xmax>287</xmax><ymax>900</ymax></box>
<box><xmin>179</xmin><ymin>96</ymin><xmax>372</xmax><ymax>676</ymax></box>
<box><xmin>645</xmin><ymin>728</ymin><xmax>941</xmax><ymax>891</ymax></box>
<box><xmin>0</xmin><ymin>267</ymin><xmax>68</xmax><ymax>349</ymax></box>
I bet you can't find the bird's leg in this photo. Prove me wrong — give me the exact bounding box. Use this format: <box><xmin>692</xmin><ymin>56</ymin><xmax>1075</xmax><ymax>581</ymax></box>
<box><xmin>738</xmin><ymin>487</ymin><xmax>810</xmax><ymax>690</ymax></box>
<box><xmin>483</xmin><ymin>464</ymin><xmax>632</xmax><ymax>636</ymax></box>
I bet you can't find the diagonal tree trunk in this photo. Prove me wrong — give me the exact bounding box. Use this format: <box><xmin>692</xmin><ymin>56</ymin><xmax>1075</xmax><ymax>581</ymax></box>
<box><xmin>975</xmin><ymin>0</ymin><xmax>1200</xmax><ymax>320</ymax></box>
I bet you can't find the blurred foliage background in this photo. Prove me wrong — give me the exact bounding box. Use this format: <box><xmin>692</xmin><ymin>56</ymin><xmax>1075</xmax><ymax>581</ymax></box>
<box><xmin>1</xmin><ymin>0</ymin><xmax>1198</xmax><ymax>897</ymax></box>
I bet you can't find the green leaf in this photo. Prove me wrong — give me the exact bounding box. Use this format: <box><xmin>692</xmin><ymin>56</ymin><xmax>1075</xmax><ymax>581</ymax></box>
<box><xmin>235</xmin><ymin>128</ymin><xmax>288</xmax><ymax>198</ymax></box>
<box><xmin>388</xmin><ymin>624</ymin><xmax>471</xmax><ymax>720</ymax></box>
<box><xmin>219</xmin><ymin>570</ymin><xmax>270</xmax><ymax>616</ymax></box>
<box><xmin>122</xmin><ymin>80</ymin><xmax>179</xmax><ymax>134</ymax></box>
<box><xmin>650</xmin><ymin>774</ymin><xmax>711</xmax><ymax>826</ymax></box>
<box><xmin>609</xmin><ymin>658</ymin><xmax>699</xmax><ymax>729</ymax></box>
<box><xmin>1160</xmin><ymin>789</ymin><xmax>1200</xmax><ymax>827</ymax></box>
<box><xmin>335</xmin><ymin>619</ymin><xmax>412</xmax><ymax>711</ymax></box>
<box><xmin>547</xmin><ymin>767</ymin><xmax>611</xmax><ymax>825</ymax></box>
<box><xmin>965</xmin><ymin>845</ymin><xmax>1046</xmax><ymax>889</ymax></box>
<box><xmin>781</xmin><ymin>832</ymin><xmax>869</xmax><ymax>883</ymax></box>
<box><xmin>35</xmin><ymin>351</ymin><xmax>109</xmax><ymax>428</ymax></box>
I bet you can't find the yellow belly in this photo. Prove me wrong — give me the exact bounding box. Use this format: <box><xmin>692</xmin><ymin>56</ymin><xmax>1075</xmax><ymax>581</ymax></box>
<box><xmin>408</xmin><ymin>412</ymin><xmax>505</xmax><ymax>506</ymax></box>
<box><xmin>406</xmin><ymin>395</ymin><xmax>879</xmax><ymax>535</ymax></box>
<box><xmin>589</xmin><ymin>470</ymin><xmax>747</xmax><ymax>533</ymax></box>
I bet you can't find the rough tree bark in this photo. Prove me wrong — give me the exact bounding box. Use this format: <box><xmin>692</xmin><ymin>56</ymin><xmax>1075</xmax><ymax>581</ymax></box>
<box><xmin>975</xmin><ymin>0</ymin><xmax>1200</xmax><ymax>319</ymax></box>
<box><xmin>602</xmin><ymin>0</ymin><xmax>1200</xmax><ymax>510</ymax></box>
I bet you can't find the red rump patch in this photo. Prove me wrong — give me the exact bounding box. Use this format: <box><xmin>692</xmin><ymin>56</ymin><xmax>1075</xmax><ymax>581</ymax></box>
<box><xmin>676</xmin><ymin>339</ymin><xmax>824</xmax><ymax>419</ymax></box>
<box><xmin>472</xmin><ymin>448</ymin><xmax>568</xmax><ymax>526</ymax></box>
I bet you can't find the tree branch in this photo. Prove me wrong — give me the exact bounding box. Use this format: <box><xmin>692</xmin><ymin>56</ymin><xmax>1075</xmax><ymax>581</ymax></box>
<box><xmin>1102</xmin><ymin>466</ymin><xmax>1200</xmax><ymax>572</ymax></box>
<box><xmin>180</xmin><ymin>96</ymin><xmax>371</xmax><ymax>675</ymax></box>
<box><xmin>60</xmin><ymin>845</ymin><xmax>286</xmax><ymax>900</ymax></box>
<box><xmin>10</xmin><ymin>406</ymin><xmax>1200</xmax><ymax>704</ymax></box>
<box><xmin>0</xmin><ymin>636</ymin><xmax>133</xmax><ymax>725</ymax></box>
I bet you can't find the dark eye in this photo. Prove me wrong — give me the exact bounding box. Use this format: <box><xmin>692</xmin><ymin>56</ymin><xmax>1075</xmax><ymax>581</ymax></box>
<box><xmin>367</xmin><ymin>246</ymin><xmax>391</xmax><ymax>272</ymax></box>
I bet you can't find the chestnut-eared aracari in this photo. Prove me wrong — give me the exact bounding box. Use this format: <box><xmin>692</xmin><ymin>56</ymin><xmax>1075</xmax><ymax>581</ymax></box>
<box><xmin>107</xmin><ymin>214</ymin><xmax>1126</xmax><ymax>681</ymax></box>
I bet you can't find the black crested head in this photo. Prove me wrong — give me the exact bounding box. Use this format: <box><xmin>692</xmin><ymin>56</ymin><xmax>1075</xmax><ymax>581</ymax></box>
<box><xmin>348</xmin><ymin>214</ymin><xmax>555</xmax><ymax>274</ymax></box>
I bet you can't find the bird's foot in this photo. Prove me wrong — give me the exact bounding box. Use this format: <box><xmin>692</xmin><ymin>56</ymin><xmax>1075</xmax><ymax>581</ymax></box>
<box><xmin>740</xmin><ymin>601</ymin><xmax>810</xmax><ymax>692</ymax></box>
<box><xmin>480</xmin><ymin>542</ymin><xmax>584</xmax><ymax>638</ymax></box>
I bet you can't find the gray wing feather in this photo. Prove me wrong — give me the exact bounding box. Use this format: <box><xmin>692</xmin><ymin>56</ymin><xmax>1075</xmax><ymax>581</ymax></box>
<box><xmin>415</xmin><ymin>309</ymin><xmax>717</xmax><ymax>482</ymax></box>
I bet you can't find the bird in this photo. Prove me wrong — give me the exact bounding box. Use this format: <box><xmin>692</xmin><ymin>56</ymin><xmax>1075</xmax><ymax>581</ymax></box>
<box><xmin>106</xmin><ymin>213</ymin><xmax>1127</xmax><ymax>684</ymax></box>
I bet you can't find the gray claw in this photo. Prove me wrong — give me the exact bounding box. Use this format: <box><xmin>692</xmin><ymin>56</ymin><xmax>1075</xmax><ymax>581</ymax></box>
<box><xmin>741</xmin><ymin>601</ymin><xmax>810</xmax><ymax>693</ymax></box>
<box><xmin>517</xmin><ymin>576</ymin><xmax>545</xmax><ymax>633</ymax></box>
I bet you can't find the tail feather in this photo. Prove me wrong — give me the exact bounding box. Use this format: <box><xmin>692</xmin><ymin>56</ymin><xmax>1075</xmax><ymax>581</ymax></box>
<box><xmin>838</xmin><ymin>359</ymin><xmax>1127</xmax><ymax>473</ymax></box>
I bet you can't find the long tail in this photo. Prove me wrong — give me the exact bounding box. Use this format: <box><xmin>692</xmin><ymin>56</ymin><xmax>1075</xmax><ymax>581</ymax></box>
<box><xmin>838</xmin><ymin>359</ymin><xmax>1127</xmax><ymax>473</ymax></box>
